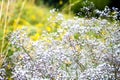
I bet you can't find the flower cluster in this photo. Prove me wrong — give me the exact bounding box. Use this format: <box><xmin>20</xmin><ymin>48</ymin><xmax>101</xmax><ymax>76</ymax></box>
<box><xmin>9</xmin><ymin>12</ymin><xmax>120</xmax><ymax>80</ymax></box>
<box><xmin>0</xmin><ymin>68</ymin><xmax>6</xmax><ymax>80</ymax></box>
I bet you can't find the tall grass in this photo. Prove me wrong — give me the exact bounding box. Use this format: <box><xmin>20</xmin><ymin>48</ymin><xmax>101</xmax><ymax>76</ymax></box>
<box><xmin>0</xmin><ymin>0</ymin><xmax>26</xmax><ymax>68</ymax></box>
<box><xmin>13</xmin><ymin>0</ymin><xmax>26</xmax><ymax>30</ymax></box>
<box><xmin>0</xmin><ymin>0</ymin><xmax>10</xmax><ymax>68</ymax></box>
<box><xmin>1</xmin><ymin>0</ymin><xmax>10</xmax><ymax>54</ymax></box>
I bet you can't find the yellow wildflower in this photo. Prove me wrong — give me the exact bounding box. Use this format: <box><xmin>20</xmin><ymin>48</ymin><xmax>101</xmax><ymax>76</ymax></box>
<box><xmin>17</xmin><ymin>25</ymin><xmax>23</xmax><ymax>29</ymax></box>
<box><xmin>46</xmin><ymin>26</ymin><xmax>52</xmax><ymax>32</ymax></box>
<box><xmin>36</xmin><ymin>23</ymin><xmax>43</xmax><ymax>28</ymax></box>
<box><xmin>20</xmin><ymin>19</ymin><xmax>30</xmax><ymax>25</ymax></box>
<box><xmin>31</xmin><ymin>15</ymin><xmax>36</xmax><ymax>20</ymax></box>
<box><xmin>30</xmin><ymin>33</ymin><xmax>40</xmax><ymax>41</ymax></box>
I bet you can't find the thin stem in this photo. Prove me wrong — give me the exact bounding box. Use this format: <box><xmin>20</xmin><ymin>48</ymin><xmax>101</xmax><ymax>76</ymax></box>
<box><xmin>0</xmin><ymin>0</ymin><xmax>4</xmax><ymax>20</ymax></box>
<box><xmin>1</xmin><ymin>0</ymin><xmax>10</xmax><ymax>54</ymax></box>
<box><xmin>14</xmin><ymin>0</ymin><xmax>26</xmax><ymax>30</ymax></box>
<box><xmin>69</xmin><ymin>0</ymin><xmax>71</xmax><ymax>16</ymax></box>
<box><xmin>0</xmin><ymin>42</ymin><xmax>10</xmax><ymax>68</ymax></box>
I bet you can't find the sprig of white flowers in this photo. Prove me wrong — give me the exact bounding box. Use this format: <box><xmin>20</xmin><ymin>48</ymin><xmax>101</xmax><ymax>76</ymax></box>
<box><xmin>8</xmin><ymin>11</ymin><xmax>120</xmax><ymax>80</ymax></box>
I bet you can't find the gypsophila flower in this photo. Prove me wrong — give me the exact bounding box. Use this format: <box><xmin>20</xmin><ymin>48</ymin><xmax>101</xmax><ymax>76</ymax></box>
<box><xmin>9</xmin><ymin>9</ymin><xmax>120</xmax><ymax>80</ymax></box>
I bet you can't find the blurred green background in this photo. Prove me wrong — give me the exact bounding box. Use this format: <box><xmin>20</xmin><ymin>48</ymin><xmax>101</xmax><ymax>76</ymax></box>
<box><xmin>34</xmin><ymin>0</ymin><xmax>120</xmax><ymax>16</ymax></box>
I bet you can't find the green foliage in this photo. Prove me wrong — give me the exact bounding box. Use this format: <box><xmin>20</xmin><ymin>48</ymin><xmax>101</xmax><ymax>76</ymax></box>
<box><xmin>74</xmin><ymin>33</ymin><xmax>80</xmax><ymax>40</ymax></box>
<box><xmin>69</xmin><ymin>0</ymin><xmax>110</xmax><ymax>14</ymax></box>
<box><xmin>89</xmin><ymin>0</ymin><xmax>110</xmax><ymax>10</ymax></box>
<box><xmin>35</xmin><ymin>0</ymin><xmax>68</xmax><ymax>9</ymax></box>
<box><xmin>70</xmin><ymin>0</ymin><xmax>83</xmax><ymax>13</ymax></box>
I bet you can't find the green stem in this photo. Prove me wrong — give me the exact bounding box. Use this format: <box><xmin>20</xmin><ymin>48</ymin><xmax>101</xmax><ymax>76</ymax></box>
<box><xmin>1</xmin><ymin>0</ymin><xmax>10</xmax><ymax>54</ymax></box>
